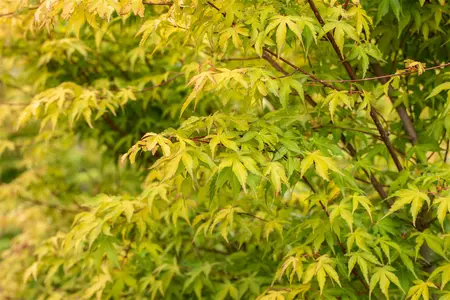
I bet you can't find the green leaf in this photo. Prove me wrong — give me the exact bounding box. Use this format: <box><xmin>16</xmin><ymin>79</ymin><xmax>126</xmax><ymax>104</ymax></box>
<box><xmin>352</xmin><ymin>195</ymin><xmax>374</xmax><ymax>222</ymax></box>
<box><xmin>406</xmin><ymin>280</ymin><xmax>436</xmax><ymax>300</ymax></box>
<box><xmin>264</xmin><ymin>162</ymin><xmax>288</xmax><ymax>195</ymax></box>
<box><xmin>232</xmin><ymin>158</ymin><xmax>248</xmax><ymax>192</ymax></box>
<box><xmin>434</xmin><ymin>196</ymin><xmax>450</xmax><ymax>229</ymax></box>
<box><xmin>370</xmin><ymin>266</ymin><xmax>404</xmax><ymax>298</ymax></box>
<box><xmin>427</xmin><ymin>82</ymin><xmax>450</xmax><ymax>99</ymax></box>
<box><xmin>122</xmin><ymin>201</ymin><xmax>134</xmax><ymax>223</ymax></box>
<box><xmin>300</xmin><ymin>150</ymin><xmax>341</xmax><ymax>181</ymax></box>
<box><xmin>383</xmin><ymin>185</ymin><xmax>430</xmax><ymax>226</ymax></box>
<box><xmin>303</xmin><ymin>255</ymin><xmax>341</xmax><ymax>295</ymax></box>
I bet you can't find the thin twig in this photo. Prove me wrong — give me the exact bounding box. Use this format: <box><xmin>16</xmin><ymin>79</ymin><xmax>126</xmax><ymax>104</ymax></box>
<box><xmin>238</xmin><ymin>212</ymin><xmax>268</xmax><ymax>222</ymax></box>
<box><xmin>205</xmin><ymin>0</ymin><xmax>389</xmax><ymax>201</ymax></box>
<box><xmin>262</xmin><ymin>52</ymin><xmax>317</xmax><ymax>107</ymax></box>
<box><xmin>373</xmin><ymin>63</ymin><xmax>416</xmax><ymax>145</ymax></box>
<box><xmin>220</xmin><ymin>56</ymin><xmax>261</xmax><ymax>62</ymax></box>
<box><xmin>206</xmin><ymin>1</ymin><xmax>225</xmax><ymax>17</ymax></box>
<box><xmin>445</xmin><ymin>140</ymin><xmax>450</xmax><ymax>163</ymax></box>
<box><xmin>355</xmin><ymin>176</ymin><xmax>389</xmax><ymax>187</ymax></box>
<box><xmin>263</xmin><ymin>44</ymin><xmax>388</xmax><ymax>199</ymax></box>
<box><xmin>262</xmin><ymin>52</ymin><xmax>289</xmax><ymax>75</ymax></box>
<box><xmin>320</xmin><ymin>62</ymin><xmax>450</xmax><ymax>83</ymax></box>
<box><xmin>315</xmin><ymin>125</ymin><xmax>381</xmax><ymax>139</ymax></box>
<box><xmin>263</xmin><ymin>48</ymin><xmax>339</xmax><ymax>91</ymax></box>
<box><xmin>142</xmin><ymin>1</ymin><xmax>174</xmax><ymax>5</ymax></box>
<box><xmin>302</xmin><ymin>176</ymin><xmax>317</xmax><ymax>193</ymax></box>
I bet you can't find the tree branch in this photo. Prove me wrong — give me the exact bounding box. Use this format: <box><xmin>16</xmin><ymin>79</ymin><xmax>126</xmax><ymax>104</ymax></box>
<box><xmin>238</xmin><ymin>212</ymin><xmax>268</xmax><ymax>222</ymax></box>
<box><xmin>445</xmin><ymin>140</ymin><xmax>449</xmax><ymax>163</ymax></box>
<box><xmin>263</xmin><ymin>48</ymin><xmax>339</xmax><ymax>91</ymax></box>
<box><xmin>263</xmin><ymin>49</ymin><xmax>388</xmax><ymax>199</ymax></box>
<box><xmin>306</xmin><ymin>0</ymin><xmax>403</xmax><ymax>172</ymax></box>
<box><xmin>142</xmin><ymin>1</ymin><xmax>174</xmax><ymax>5</ymax></box>
<box><xmin>372</xmin><ymin>63</ymin><xmax>418</xmax><ymax>145</ymax></box>
<box><xmin>342</xmin><ymin>0</ymin><xmax>350</xmax><ymax>10</ymax></box>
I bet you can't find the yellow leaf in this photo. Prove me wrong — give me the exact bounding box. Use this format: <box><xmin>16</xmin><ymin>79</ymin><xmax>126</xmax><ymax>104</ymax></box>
<box><xmin>276</xmin><ymin>21</ymin><xmax>287</xmax><ymax>54</ymax></box>
<box><xmin>122</xmin><ymin>201</ymin><xmax>134</xmax><ymax>223</ymax></box>
<box><xmin>352</xmin><ymin>195</ymin><xmax>374</xmax><ymax>222</ymax></box>
<box><xmin>232</xmin><ymin>159</ymin><xmax>248</xmax><ymax>192</ymax></box>
<box><xmin>434</xmin><ymin>196</ymin><xmax>450</xmax><ymax>229</ymax></box>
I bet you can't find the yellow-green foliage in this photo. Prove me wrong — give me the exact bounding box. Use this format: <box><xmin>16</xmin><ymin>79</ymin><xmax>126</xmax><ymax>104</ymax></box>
<box><xmin>1</xmin><ymin>0</ymin><xmax>450</xmax><ymax>299</ymax></box>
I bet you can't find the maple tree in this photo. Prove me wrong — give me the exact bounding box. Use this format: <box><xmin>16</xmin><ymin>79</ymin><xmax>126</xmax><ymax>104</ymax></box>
<box><xmin>1</xmin><ymin>0</ymin><xmax>450</xmax><ymax>299</ymax></box>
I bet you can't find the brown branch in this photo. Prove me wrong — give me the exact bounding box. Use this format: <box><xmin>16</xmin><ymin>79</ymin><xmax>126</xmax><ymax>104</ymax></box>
<box><xmin>238</xmin><ymin>212</ymin><xmax>268</xmax><ymax>222</ymax></box>
<box><xmin>307</xmin><ymin>0</ymin><xmax>355</xmax><ymax>80</ymax></box>
<box><xmin>370</xmin><ymin>109</ymin><xmax>403</xmax><ymax>171</ymax></box>
<box><xmin>355</xmin><ymin>176</ymin><xmax>389</xmax><ymax>188</ymax></box>
<box><xmin>445</xmin><ymin>140</ymin><xmax>450</xmax><ymax>163</ymax></box>
<box><xmin>262</xmin><ymin>52</ymin><xmax>318</xmax><ymax>107</ymax></box>
<box><xmin>302</xmin><ymin>176</ymin><xmax>317</xmax><ymax>193</ymax></box>
<box><xmin>302</xmin><ymin>177</ymin><xmax>333</xmax><ymax>217</ymax></box>
<box><xmin>262</xmin><ymin>52</ymin><xmax>289</xmax><ymax>75</ymax></box>
<box><xmin>263</xmin><ymin>48</ymin><xmax>449</xmax><ymax>86</ymax></box>
<box><xmin>319</xmin><ymin>61</ymin><xmax>450</xmax><ymax>83</ymax></box>
<box><xmin>342</xmin><ymin>0</ymin><xmax>350</xmax><ymax>9</ymax></box>
<box><xmin>220</xmin><ymin>56</ymin><xmax>261</xmax><ymax>62</ymax></box>
<box><xmin>315</xmin><ymin>125</ymin><xmax>381</xmax><ymax>139</ymax></box>
<box><xmin>206</xmin><ymin>1</ymin><xmax>226</xmax><ymax>17</ymax></box>
<box><xmin>262</xmin><ymin>46</ymin><xmax>388</xmax><ymax>199</ymax></box>
<box><xmin>372</xmin><ymin>63</ymin><xmax>418</xmax><ymax>145</ymax></box>
<box><xmin>205</xmin><ymin>0</ymin><xmax>389</xmax><ymax>202</ymax></box>
<box><xmin>307</xmin><ymin>0</ymin><xmax>403</xmax><ymax>172</ymax></box>
<box><xmin>263</xmin><ymin>48</ymin><xmax>339</xmax><ymax>91</ymax></box>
